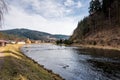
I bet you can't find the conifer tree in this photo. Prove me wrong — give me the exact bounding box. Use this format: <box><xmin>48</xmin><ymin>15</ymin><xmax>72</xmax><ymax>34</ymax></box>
<box><xmin>89</xmin><ymin>0</ymin><xmax>101</xmax><ymax>14</ymax></box>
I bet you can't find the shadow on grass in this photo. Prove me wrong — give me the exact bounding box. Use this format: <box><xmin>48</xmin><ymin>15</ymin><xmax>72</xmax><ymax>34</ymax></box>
<box><xmin>1</xmin><ymin>50</ymin><xmax>24</xmax><ymax>59</ymax></box>
<box><xmin>0</xmin><ymin>53</ymin><xmax>63</xmax><ymax>80</ymax></box>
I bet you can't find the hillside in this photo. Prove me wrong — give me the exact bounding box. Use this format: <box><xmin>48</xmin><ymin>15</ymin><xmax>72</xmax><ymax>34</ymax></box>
<box><xmin>0</xmin><ymin>29</ymin><xmax>69</xmax><ymax>40</ymax></box>
<box><xmin>70</xmin><ymin>0</ymin><xmax>120</xmax><ymax>48</ymax></box>
<box><xmin>0</xmin><ymin>32</ymin><xmax>26</xmax><ymax>40</ymax></box>
<box><xmin>52</xmin><ymin>34</ymin><xmax>69</xmax><ymax>40</ymax></box>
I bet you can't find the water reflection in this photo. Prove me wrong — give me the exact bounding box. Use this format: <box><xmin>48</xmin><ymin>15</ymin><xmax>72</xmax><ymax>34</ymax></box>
<box><xmin>76</xmin><ymin>48</ymin><xmax>120</xmax><ymax>80</ymax></box>
<box><xmin>22</xmin><ymin>44</ymin><xmax>120</xmax><ymax>80</ymax></box>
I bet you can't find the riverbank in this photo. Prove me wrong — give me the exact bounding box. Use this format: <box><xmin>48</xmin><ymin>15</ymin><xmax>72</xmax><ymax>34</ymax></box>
<box><xmin>71</xmin><ymin>44</ymin><xmax>120</xmax><ymax>51</ymax></box>
<box><xmin>0</xmin><ymin>44</ymin><xmax>63</xmax><ymax>80</ymax></box>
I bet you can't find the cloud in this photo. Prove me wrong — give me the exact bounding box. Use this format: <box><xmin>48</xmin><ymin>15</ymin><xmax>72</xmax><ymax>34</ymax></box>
<box><xmin>4</xmin><ymin>5</ymin><xmax>79</xmax><ymax>35</ymax></box>
<box><xmin>4</xmin><ymin>0</ymin><xmax>89</xmax><ymax>35</ymax></box>
<box><xmin>64</xmin><ymin>0</ymin><xmax>82</xmax><ymax>8</ymax></box>
<box><xmin>64</xmin><ymin>0</ymin><xmax>75</xmax><ymax>7</ymax></box>
<box><xmin>76</xmin><ymin>1</ymin><xmax>82</xmax><ymax>8</ymax></box>
<box><xmin>6</xmin><ymin>0</ymin><xmax>83</xmax><ymax>18</ymax></box>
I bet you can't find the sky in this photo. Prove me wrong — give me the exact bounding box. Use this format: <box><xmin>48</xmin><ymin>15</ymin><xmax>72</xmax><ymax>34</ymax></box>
<box><xmin>3</xmin><ymin>0</ymin><xmax>90</xmax><ymax>35</ymax></box>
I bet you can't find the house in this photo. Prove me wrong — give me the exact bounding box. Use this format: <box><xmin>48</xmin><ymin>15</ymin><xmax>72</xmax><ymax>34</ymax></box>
<box><xmin>10</xmin><ymin>41</ymin><xmax>16</xmax><ymax>44</ymax></box>
<box><xmin>17</xmin><ymin>41</ymin><xmax>26</xmax><ymax>44</ymax></box>
<box><xmin>7</xmin><ymin>40</ymin><xmax>16</xmax><ymax>44</ymax></box>
<box><xmin>25</xmin><ymin>38</ymin><xmax>31</xmax><ymax>44</ymax></box>
<box><xmin>0</xmin><ymin>40</ymin><xmax>8</xmax><ymax>46</ymax></box>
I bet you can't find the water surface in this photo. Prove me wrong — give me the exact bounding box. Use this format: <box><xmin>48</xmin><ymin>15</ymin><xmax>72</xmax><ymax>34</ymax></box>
<box><xmin>22</xmin><ymin>44</ymin><xmax>120</xmax><ymax>80</ymax></box>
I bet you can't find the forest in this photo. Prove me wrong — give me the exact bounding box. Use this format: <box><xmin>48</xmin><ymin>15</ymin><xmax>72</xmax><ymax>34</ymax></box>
<box><xmin>70</xmin><ymin>0</ymin><xmax>120</xmax><ymax>48</ymax></box>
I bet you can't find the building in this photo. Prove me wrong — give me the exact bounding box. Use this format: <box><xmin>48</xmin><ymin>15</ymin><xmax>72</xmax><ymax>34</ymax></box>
<box><xmin>17</xmin><ymin>41</ymin><xmax>26</xmax><ymax>44</ymax></box>
<box><xmin>26</xmin><ymin>38</ymin><xmax>31</xmax><ymax>44</ymax></box>
<box><xmin>0</xmin><ymin>40</ymin><xmax>8</xmax><ymax>46</ymax></box>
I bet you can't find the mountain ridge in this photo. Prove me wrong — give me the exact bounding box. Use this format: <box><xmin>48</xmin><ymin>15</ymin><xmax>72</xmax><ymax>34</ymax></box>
<box><xmin>0</xmin><ymin>28</ymin><xmax>69</xmax><ymax>40</ymax></box>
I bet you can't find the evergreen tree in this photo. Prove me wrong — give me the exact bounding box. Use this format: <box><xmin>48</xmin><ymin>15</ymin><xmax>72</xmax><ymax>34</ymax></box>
<box><xmin>102</xmin><ymin>0</ymin><xmax>114</xmax><ymax>17</ymax></box>
<box><xmin>94</xmin><ymin>0</ymin><xmax>101</xmax><ymax>11</ymax></box>
<box><xmin>89</xmin><ymin>0</ymin><xmax>94</xmax><ymax>14</ymax></box>
<box><xmin>89</xmin><ymin>0</ymin><xmax>101</xmax><ymax>14</ymax></box>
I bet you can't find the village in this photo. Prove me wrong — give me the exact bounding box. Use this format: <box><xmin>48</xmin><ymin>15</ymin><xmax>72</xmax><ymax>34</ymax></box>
<box><xmin>0</xmin><ymin>38</ymin><xmax>57</xmax><ymax>47</ymax></box>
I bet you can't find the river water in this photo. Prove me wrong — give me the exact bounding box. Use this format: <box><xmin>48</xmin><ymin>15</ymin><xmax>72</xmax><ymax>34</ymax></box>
<box><xmin>21</xmin><ymin>44</ymin><xmax>120</xmax><ymax>80</ymax></box>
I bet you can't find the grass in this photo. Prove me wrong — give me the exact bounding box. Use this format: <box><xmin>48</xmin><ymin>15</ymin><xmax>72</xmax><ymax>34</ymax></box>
<box><xmin>72</xmin><ymin>44</ymin><xmax>120</xmax><ymax>51</ymax></box>
<box><xmin>0</xmin><ymin>44</ymin><xmax>63</xmax><ymax>80</ymax></box>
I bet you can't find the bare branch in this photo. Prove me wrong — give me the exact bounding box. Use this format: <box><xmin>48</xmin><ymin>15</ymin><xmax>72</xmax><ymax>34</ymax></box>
<box><xmin>0</xmin><ymin>0</ymin><xmax>7</xmax><ymax>27</ymax></box>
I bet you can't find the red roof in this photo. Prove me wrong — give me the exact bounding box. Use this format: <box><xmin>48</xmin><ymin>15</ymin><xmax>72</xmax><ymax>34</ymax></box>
<box><xmin>0</xmin><ymin>40</ymin><xmax>8</xmax><ymax>43</ymax></box>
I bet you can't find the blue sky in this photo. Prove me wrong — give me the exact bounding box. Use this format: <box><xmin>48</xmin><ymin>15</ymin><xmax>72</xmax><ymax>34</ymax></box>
<box><xmin>3</xmin><ymin>0</ymin><xmax>90</xmax><ymax>35</ymax></box>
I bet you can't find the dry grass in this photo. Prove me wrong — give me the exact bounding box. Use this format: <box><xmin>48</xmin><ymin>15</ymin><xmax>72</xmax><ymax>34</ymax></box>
<box><xmin>0</xmin><ymin>44</ymin><xmax>63</xmax><ymax>80</ymax></box>
<box><xmin>72</xmin><ymin>44</ymin><xmax>120</xmax><ymax>51</ymax></box>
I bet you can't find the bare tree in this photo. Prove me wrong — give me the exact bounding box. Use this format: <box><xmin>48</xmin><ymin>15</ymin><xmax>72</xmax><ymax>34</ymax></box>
<box><xmin>0</xmin><ymin>0</ymin><xmax>7</xmax><ymax>27</ymax></box>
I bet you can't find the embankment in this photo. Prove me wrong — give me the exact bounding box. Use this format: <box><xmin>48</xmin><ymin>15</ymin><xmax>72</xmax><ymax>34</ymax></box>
<box><xmin>71</xmin><ymin>26</ymin><xmax>120</xmax><ymax>51</ymax></box>
<box><xmin>0</xmin><ymin>44</ymin><xmax>63</xmax><ymax>80</ymax></box>
<box><xmin>71</xmin><ymin>43</ymin><xmax>120</xmax><ymax>51</ymax></box>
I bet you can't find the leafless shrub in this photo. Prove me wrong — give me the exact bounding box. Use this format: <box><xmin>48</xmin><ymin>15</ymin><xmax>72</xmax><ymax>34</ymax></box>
<box><xmin>0</xmin><ymin>0</ymin><xmax>7</xmax><ymax>27</ymax></box>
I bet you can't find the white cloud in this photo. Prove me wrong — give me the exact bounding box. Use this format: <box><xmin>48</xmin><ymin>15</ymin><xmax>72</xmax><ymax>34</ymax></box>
<box><xmin>76</xmin><ymin>1</ymin><xmax>82</xmax><ymax>8</ymax></box>
<box><xmin>4</xmin><ymin>5</ymin><xmax>79</xmax><ymax>35</ymax></box>
<box><xmin>6</xmin><ymin>0</ymin><xmax>83</xmax><ymax>18</ymax></box>
<box><xmin>64</xmin><ymin>0</ymin><xmax>75</xmax><ymax>7</ymax></box>
<box><xmin>3</xmin><ymin>0</ymin><xmax>89</xmax><ymax>35</ymax></box>
<box><xmin>64</xmin><ymin>0</ymin><xmax>82</xmax><ymax>8</ymax></box>
<box><xmin>17</xmin><ymin>0</ymin><xmax>70</xmax><ymax>18</ymax></box>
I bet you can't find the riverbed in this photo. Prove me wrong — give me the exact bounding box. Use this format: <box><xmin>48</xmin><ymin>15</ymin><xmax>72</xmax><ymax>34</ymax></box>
<box><xmin>21</xmin><ymin>44</ymin><xmax>120</xmax><ymax>80</ymax></box>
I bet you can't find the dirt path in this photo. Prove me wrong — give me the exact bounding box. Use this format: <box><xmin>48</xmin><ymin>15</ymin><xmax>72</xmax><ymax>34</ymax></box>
<box><xmin>0</xmin><ymin>53</ymin><xmax>4</xmax><ymax>69</ymax></box>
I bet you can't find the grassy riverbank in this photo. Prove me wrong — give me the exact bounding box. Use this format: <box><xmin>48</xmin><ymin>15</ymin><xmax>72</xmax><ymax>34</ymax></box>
<box><xmin>0</xmin><ymin>44</ymin><xmax>63</xmax><ymax>80</ymax></box>
<box><xmin>72</xmin><ymin>44</ymin><xmax>120</xmax><ymax>51</ymax></box>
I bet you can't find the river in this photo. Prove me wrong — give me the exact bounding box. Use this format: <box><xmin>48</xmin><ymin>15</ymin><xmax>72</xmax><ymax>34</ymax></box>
<box><xmin>21</xmin><ymin>44</ymin><xmax>120</xmax><ymax>80</ymax></box>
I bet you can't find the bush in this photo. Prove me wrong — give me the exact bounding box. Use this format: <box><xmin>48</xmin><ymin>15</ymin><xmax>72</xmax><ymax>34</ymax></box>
<box><xmin>63</xmin><ymin>40</ymin><xmax>73</xmax><ymax>45</ymax></box>
<box><xmin>56</xmin><ymin>39</ymin><xmax>73</xmax><ymax>45</ymax></box>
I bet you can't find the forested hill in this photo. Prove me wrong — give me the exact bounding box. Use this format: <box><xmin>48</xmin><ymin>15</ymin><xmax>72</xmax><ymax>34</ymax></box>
<box><xmin>0</xmin><ymin>28</ymin><xmax>69</xmax><ymax>40</ymax></box>
<box><xmin>70</xmin><ymin>0</ymin><xmax>120</xmax><ymax>48</ymax></box>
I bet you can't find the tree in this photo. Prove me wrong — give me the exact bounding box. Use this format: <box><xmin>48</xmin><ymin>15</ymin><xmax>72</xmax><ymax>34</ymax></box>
<box><xmin>102</xmin><ymin>0</ymin><xmax>114</xmax><ymax>17</ymax></box>
<box><xmin>89</xmin><ymin>0</ymin><xmax>94</xmax><ymax>14</ymax></box>
<box><xmin>89</xmin><ymin>0</ymin><xmax>101</xmax><ymax>14</ymax></box>
<box><xmin>94</xmin><ymin>0</ymin><xmax>101</xmax><ymax>11</ymax></box>
<box><xmin>0</xmin><ymin>0</ymin><xmax>7</xmax><ymax>27</ymax></box>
